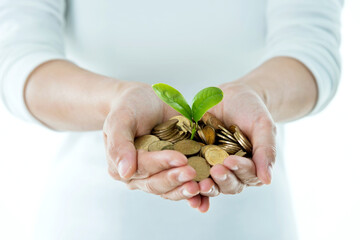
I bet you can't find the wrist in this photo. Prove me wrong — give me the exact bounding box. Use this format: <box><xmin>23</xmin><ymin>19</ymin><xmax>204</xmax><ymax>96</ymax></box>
<box><xmin>226</xmin><ymin>57</ymin><xmax>317</xmax><ymax>122</ymax></box>
<box><xmin>219</xmin><ymin>78</ymin><xmax>270</xmax><ymax>108</ymax></box>
<box><xmin>99</xmin><ymin>78</ymin><xmax>124</xmax><ymax>119</ymax></box>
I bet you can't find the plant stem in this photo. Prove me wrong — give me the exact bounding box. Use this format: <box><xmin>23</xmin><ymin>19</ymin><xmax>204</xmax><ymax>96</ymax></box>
<box><xmin>190</xmin><ymin>121</ymin><xmax>198</xmax><ymax>140</ymax></box>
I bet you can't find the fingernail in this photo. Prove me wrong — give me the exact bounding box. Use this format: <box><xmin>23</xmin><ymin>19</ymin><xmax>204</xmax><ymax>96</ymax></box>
<box><xmin>206</xmin><ymin>185</ymin><xmax>215</xmax><ymax>194</ymax></box>
<box><xmin>230</xmin><ymin>165</ymin><xmax>238</xmax><ymax>171</ymax></box>
<box><xmin>118</xmin><ymin>158</ymin><xmax>130</xmax><ymax>178</ymax></box>
<box><xmin>183</xmin><ymin>188</ymin><xmax>193</xmax><ymax>198</ymax></box>
<box><xmin>216</xmin><ymin>174</ymin><xmax>227</xmax><ymax>181</ymax></box>
<box><xmin>178</xmin><ymin>171</ymin><xmax>192</xmax><ymax>182</ymax></box>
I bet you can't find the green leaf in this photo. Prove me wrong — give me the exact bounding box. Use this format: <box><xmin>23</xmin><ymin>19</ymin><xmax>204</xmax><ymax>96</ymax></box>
<box><xmin>152</xmin><ymin>83</ymin><xmax>192</xmax><ymax>121</ymax></box>
<box><xmin>191</xmin><ymin>87</ymin><xmax>223</xmax><ymax>122</ymax></box>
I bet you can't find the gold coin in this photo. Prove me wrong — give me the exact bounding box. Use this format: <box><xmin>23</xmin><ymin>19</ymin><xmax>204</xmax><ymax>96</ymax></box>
<box><xmin>170</xmin><ymin>131</ymin><xmax>192</xmax><ymax>144</ymax></box>
<box><xmin>197</xmin><ymin>128</ymin><xmax>206</xmax><ymax>144</ymax></box>
<box><xmin>148</xmin><ymin>141</ymin><xmax>173</xmax><ymax>151</ymax></box>
<box><xmin>204</xmin><ymin>145</ymin><xmax>229</xmax><ymax>166</ymax></box>
<box><xmin>216</xmin><ymin>133</ymin><xmax>234</xmax><ymax>142</ymax></box>
<box><xmin>134</xmin><ymin>135</ymin><xmax>160</xmax><ymax>151</ymax></box>
<box><xmin>153</xmin><ymin>119</ymin><xmax>178</xmax><ymax>132</ymax></box>
<box><xmin>228</xmin><ymin>125</ymin><xmax>237</xmax><ymax>134</ymax></box>
<box><xmin>218</xmin><ymin>144</ymin><xmax>241</xmax><ymax>150</ymax></box>
<box><xmin>218</xmin><ymin>139</ymin><xmax>240</xmax><ymax>146</ymax></box>
<box><xmin>235</xmin><ymin>150</ymin><xmax>247</xmax><ymax>157</ymax></box>
<box><xmin>167</xmin><ymin>130</ymin><xmax>185</xmax><ymax>143</ymax></box>
<box><xmin>232</xmin><ymin>125</ymin><xmax>252</xmax><ymax>150</ymax></box>
<box><xmin>218</xmin><ymin>144</ymin><xmax>241</xmax><ymax>155</ymax></box>
<box><xmin>153</xmin><ymin>130</ymin><xmax>171</xmax><ymax>139</ymax></box>
<box><xmin>187</xmin><ymin>156</ymin><xmax>210</xmax><ymax>182</ymax></box>
<box><xmin>170</xmin><ymin>115</ymin><xmax>192</xmax><ymax>133</ymax></box>
<box><xmin>174</xmin><ymin>140</ymin><xmax>201</xmax><ymax>156</ymax></box>
<box><xmin>159</xmin><ymin>129</ymin><xmax>179</xmax><ymax>140</ymax></box>
<box><xmin>220</xmin><ymin>131</ymin><xmax>238</xmax><ymax>143</ymax></box>
<box><xmin>218</xmin><ymin>125</ymin><xmax>233</xmax><ymax>136</ymax></box>
<box><xmin>202</xmin><ymin>125</ymin><xmax>216</xmax><ymax>145</ymax></box>
<box><xmin>234</xmin><ymin>131</ymin><xmax>252</xmax><ymax>153</ymax></box>
<box><xmin>200</xmin><ymin>144</ymin><xmax>214</xmax><ymax>157</ymax></box>
<box><xmin>171</xmin><ymin>131</ymin><xmax>189</xmax><ymax>144</ymax></box>
<box><xmin>161</xmin><ymin>144</ymin><xmax>175</xmax><ymax>150</ymax></box>
<box><xmin>201</xmin><ymin>112</ymin><xmax>225</xmax><ymax>130</ymax></box>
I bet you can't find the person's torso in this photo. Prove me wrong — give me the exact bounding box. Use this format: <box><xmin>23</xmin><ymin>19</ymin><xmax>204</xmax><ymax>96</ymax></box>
<box><xmin>35</xmin><ymin>1</ymin><xmax>298</xmax><ymax>239</ymax></box>
<box><xmin>64</xmin><ymin>0</ymin><xmax>267</xmax><ymax>100</ymax></box>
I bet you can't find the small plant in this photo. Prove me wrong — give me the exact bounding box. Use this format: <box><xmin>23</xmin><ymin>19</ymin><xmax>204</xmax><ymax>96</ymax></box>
<box><xmin>152</xmin><ymin>83</ymin><xmax>223</xmax><ymax>140</ymax></box>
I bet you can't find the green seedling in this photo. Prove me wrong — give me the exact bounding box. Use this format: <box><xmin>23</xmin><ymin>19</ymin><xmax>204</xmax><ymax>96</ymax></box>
<box><xmin>152</xmin><ymin>83</ymin><xmax>223</xmax><ymax>140</ymax></box>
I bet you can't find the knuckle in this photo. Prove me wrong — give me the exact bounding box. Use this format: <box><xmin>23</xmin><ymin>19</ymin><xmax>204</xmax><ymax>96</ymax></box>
<box><xmin>144</xmin><ymin>180</ymin><xmax>159</xmax><ymax>195</ymax></box>
<box><xmin>264</xmin><ymin>146</ymin><xmax>277</xmax><ymax>164</ymax></box>
<box><xmin>221</xmin><ymin>184</ymin><xmax>236</xmax><ymax>195</ymax></box>
<box><xmin>135</xmin><ymin>167</ymin><xmax>150</xmax><ymax>179</ymax></box>
<box><xmin>172</xmin><ymin>190</ymin><xmax>185</xmax><ymax>201</ymax></box>
<box><xmin>236</xmin><ymin>158</ymin><xmax>253</xmax><ymax>171</ymax></box>
<box><xmin>236</xmin><ymin>184</ymin><xmax>246</xmax><ymax>194</ymax></box>
<box><xmin>257</xmin><ymin>116</ymin><xmax>276</xmax><ymax>133</ymax></box>
<box><xmin>107</xmin><ymin>143</ymin><xmax>120</xmax><ymax>162</ymax></box>
<box><xmin>166</xmin><ymin>170</ymin><xmax>179</xmax><ymax>187</ymax></box>
<box><xmin>243</xmin><ymin>177</ymin><xmax>260</xmax><ymax>186</ymax></box>
<box><xmin>208</xmin><ymin>189</ymin><xmax>220</xmax><ymax>197</ymax></box>
<box><xmin>222</xmin><ymin>189</ymin><xmax>236</xmax><ymax>195</ymax></box>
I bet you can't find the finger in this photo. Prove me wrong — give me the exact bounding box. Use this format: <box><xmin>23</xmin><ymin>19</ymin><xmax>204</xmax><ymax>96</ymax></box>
<box><xmin>250</xmin><ymin>117</ymin><xmax>277</xmax><ymax>184</ymax></box>
<box><xmin>210</xmin><ymin>164</ymin><xmax>245</xmax><ymax>194</ymax></box>
<box><xmin>128</xmin><ymin>166</ymin><xmax>196</xmax><ymax>195</ymax></box>
<box><xmin>104</xmin><ymin>108</ymin><xmax>138</xmax><ymax>179</ymax></box>
<box><xmin>132</xmin><ymin>150</ymin><xmax>188</xmax><ymax>179</ymax></box>
<box><xmin>223</xmin><ymin>156</ymin><xmax>263</xmax><ymax>186</ymax></box>
<box><xmin>199</xmin><ymin>178</ymin><xmax>220</xmax><ymax>197</ymax></box>
<box><xmin>161</xmin><ymin>181</ymin><xmax>200</xmax><ymax>201</ymax></box>
<box><xmin>198</xmin><ymin>196</ymin><xmax>210</xmax><ymax>213</ymax></box>
<box><xmin>187</xmin><ymin>195</ymin><xmax>202</xmax><ymax>208</ymax></box>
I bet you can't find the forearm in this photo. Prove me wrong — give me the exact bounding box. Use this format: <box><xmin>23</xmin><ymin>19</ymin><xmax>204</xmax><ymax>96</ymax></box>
<box><xmin>239</xmin><ymin>57</ymin><xmax>318</xmax><ymax>122</ymax></box>
<box><xmin>24</xmin><ymin>60</ymin><xmax>123</xmax><ymax>131</ymax></box>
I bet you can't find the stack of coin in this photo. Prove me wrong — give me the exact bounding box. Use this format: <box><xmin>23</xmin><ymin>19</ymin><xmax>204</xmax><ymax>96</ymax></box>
<box><xmin>134</xmin><ymin>113</ymin><xmax>253</xmax><ymax>182</ymax></box>
<box><xmin>216</xmin><ymin>125</ymin><xmax>243</xmax><ymax>155</ymax></box>
<box><xmin>151</xmin><ymin>118</ymin><xmax>191</xmax><ymax>144</ymax></box>
<box><xmin>229</xmin><ymin>125</ymin><xmax>252</xmax><ymax>153</ymax></box>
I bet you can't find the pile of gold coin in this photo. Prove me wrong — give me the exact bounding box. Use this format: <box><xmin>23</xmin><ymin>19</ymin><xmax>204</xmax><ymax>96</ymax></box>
<box><xmin>134</xmin><ymin>112</ymin><xmax>252</xmax><ymax>181</ymax></box>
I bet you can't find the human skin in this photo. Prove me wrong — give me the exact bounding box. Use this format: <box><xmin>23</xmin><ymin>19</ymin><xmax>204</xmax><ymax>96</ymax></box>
<box><xmin>24</xmin><ymin>57</ymin><xmax>317</xmax><ymax>212</ymax></box>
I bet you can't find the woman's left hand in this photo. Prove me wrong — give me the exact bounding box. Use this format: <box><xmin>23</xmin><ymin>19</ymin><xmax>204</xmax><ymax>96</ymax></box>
<box><xmin>187</xmin><ymin>80</ymin><xmax>277</xmax><ymax>210</ymax></box>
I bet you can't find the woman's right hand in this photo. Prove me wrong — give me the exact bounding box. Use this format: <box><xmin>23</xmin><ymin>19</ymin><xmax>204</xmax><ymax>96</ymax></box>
<box><xmin>103</xmin><ymin>82</ymin><xmax>200</xmax><ymax>201</ymax></box>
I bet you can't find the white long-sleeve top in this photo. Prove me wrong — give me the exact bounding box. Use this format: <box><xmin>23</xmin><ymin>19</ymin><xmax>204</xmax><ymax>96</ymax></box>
<box><xmin>0</xmin><ymin>1</ymin><xmax>342</xmax><ymax>240</ymax></box>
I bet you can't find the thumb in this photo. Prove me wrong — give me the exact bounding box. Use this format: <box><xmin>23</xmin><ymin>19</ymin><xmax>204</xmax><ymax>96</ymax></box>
<box><xmin>104</xmin><ymin>109</ymin><xmax>137</xmax><ymax>179</ymax></box>
<box><xmin>250</xmin><ymin>118</ymin><xmax>277</xmax><ymax>185</ymax></box>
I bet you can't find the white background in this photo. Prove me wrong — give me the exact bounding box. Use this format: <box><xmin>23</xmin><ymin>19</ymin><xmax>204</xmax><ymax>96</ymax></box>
<box><xmin>0</xmin><ymin>1</ymin><xmax>359</xmax><ymax>239</ymax></box>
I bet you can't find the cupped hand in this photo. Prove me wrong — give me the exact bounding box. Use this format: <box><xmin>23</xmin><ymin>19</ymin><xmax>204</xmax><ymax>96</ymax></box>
<box><xmin>103</xmin><ymin>82</ymin><xmax>199</xmax><ymax>200</ymax></box>
<box><xmin>210</xmin><ymin>81</ymin><xmax>276</xmax><ymax>194</ymax></box>
<box><xmin>187</xmin><ymin>81</ymin><xmax>276</xmax><ymax>205</ymax></box>
<box><xmin>113</xmin><ymin>149</ymin><xmax>200</xmax><ymax>200</ymax></box>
